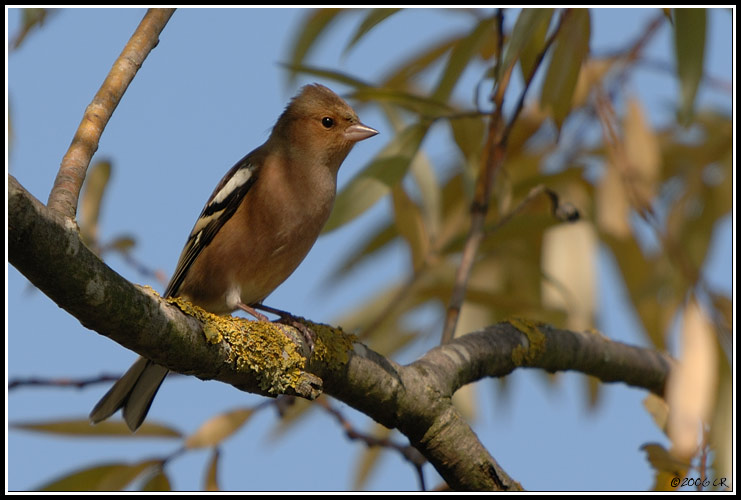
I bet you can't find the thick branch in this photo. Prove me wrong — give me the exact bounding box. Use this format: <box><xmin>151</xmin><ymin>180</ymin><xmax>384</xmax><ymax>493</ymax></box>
<box><xmin>418</xmin><ymin>321</ymin><xmax>672</xmax><ymax>397</ymax></box>
<box><xmin>314</xmin><ymin>320</ymin><xmax>672</xmax><ymax>490</ymax></box>
<box><xmin>10</xmin><ymin>175</ymin><xmax>673</xmax><ymax>490</ymax></box>
<box><xmin>47</xmin><ymin>8</ymin><xmax>175</xmax><ymax>218</ymax></box>
<box><xmin>10</xmin><ymin>175</ymin><xmax>319</xmax><ymax>400</ymax></box>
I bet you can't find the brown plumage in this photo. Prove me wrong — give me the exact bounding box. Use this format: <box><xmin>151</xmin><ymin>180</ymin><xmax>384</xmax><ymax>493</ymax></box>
<box><xmin>90</xmin><ymin>84</ymin><xmax>378</xmax><ymax>431</ymax></box>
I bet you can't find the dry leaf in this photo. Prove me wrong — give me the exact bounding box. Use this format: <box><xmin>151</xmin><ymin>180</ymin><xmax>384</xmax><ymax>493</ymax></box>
<box><xmin>541</xmin><ymin>221</ymin><xmax>597</xmax><ymax>331</ymax></box>
<box><xmin>666</xmin><ymin>298</ymin><xmax>718</xmax><ymax>459</ymax></box>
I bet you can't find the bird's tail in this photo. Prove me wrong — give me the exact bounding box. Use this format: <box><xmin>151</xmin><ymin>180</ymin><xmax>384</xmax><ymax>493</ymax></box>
<box><xmin>89</xmin><ymin>357</ymin><xmax>169</xmax><ymax>432</ymax></box>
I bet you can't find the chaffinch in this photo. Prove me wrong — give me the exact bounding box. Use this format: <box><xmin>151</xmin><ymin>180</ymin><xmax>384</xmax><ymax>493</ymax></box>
<box><xmin>90</xmin><ymin>84</ymin><xmax>378</xmax><ymax>431</ymax></box>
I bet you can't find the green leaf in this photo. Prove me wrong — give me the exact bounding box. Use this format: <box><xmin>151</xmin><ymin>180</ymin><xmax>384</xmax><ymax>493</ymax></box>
<box><xmin>140</xmin><ymin>469</ymin><xmax>171</xmax><ymax>491</ymax></box>
<box><xmin>673</xmin><ymin>8</ymin><xmax>706</xmax><ymax>125</ymax></box>
<box><xmin>39</xmin><ymin>460</ymin><xmax>160</xmax><ymax>491</ymax></box>
<box><xmin>540</xmin><ymin>8</ymin><xmax>591</xmax><ymax>130</ymax></box>
<box><xmin>324</xmin><ymin>121</ymin><xmax>430</xmax><ymax>233</ymax></box>
<box><xmin>503</xmin><ymin>8</ymin><xmax>554</xmax><ymax>81</ymax></box>
<box><xmin>279</xmin><ymin>63</ymin><xmax>373</xmax><ymax>90</ymax></box>
<box><xmin>12</xmin><ymin>8</ymin><xmax>56</xmax><ymax>49</ymax></box>
<box><xmin>383</xmin><ymin>35</ymin><xmax>461</xmax><ymax>89</ymax></box>
<box><xmin>344</xmin><ymin>8</ymin><xmax>402</xmax><ymax>56</ymax></box>
<box><xmin>286</xmin><ymin>9</ymin><xmax>346</xmax><ymax>83</ymax></box>
<box><xmin>432</xmin><ymin>15</ymin><xmax>499</xmax><ymax>102</ymax></box>
<box><xmin>350</xmin><ymin>87</ymin><xmax>453</xmax><ymax>117</ymax></box>
<box><xmin>449</xmin><ymin>114</ymin><xmax>486</xmax><ymax>169</ymax></box>
<box><xmin>11</xmin><ymin>418</ymin><xmax>182</xmax><ymax>438</ymax></box>
<box><xmin>518</xmin><ymin>10</ymin><xmax>554</xmax><ymax>82</ymax></box>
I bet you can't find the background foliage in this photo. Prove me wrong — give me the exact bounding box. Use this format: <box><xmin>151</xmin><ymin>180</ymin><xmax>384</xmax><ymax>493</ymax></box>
<box><xmin>7</xmin><ymin>7</ymin><xmax>733</xmax><ymax>491</ymax></box>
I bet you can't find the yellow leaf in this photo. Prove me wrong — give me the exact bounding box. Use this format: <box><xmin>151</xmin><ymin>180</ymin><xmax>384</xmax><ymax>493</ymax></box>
<box><xmin>541</xmin><ymin>221</ymin><xmax>597</xmax><ymax>331</ymax></box>
<box><xmin>596</xmin><ymin>160</ymin><xmax>631</xmax><ymax>238</ymax></box>
<box><xmin>709</xmin><ymin>371</ymin><xmax>732</xmax><ymax>490</ymax></box>
<box><xmin>641</xmin><ymin>443</ymin><xmax>690</xmax><ymax>491</ymax></box>
<box><xmin>12</xmin><ymin>418</ymin><xmax>182</xmax><ymax>438</ymax></box>
<box><xmin>572</xmin><ymin>58</ymin><xmax>613</xmax><ymax>109</ymax></box>
<box><xmin>39</xmin><ymin>460</ymin><xmax>160</xmax><ymax>491</ymax></box>
<box><xmin>204</xmin><ymin>449</ymin><xmax>220</xmax><ymax>491</ymax></box>
<box><xmin>666</xmin><ymin>298</ymin><xmax>718</xmax><ymax>459</ymax></box>
<box><xmin>79</xmin><ymin>160</ymin><xmax>112</xmax><ymax>246</ymax></box>
<box><xmin>184</xmin><ymin>408</ymin><xmax>254</xmax><ymax>449</ymax></box>
<box><xmin>624</xmin><ymin>97</ymin><xmax>660</xmax><ymax>209</ymax></box>
<box><xmin>643</xmin><ymin>393</ymin><xmax>670</xmax><ymax>433</ymax></box>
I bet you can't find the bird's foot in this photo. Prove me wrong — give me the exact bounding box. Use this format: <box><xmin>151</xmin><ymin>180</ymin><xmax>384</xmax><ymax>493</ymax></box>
<box><xmin>251</xmin><ymin>303</ymin><xmax>316</xmax><ymax>354</ymax></box>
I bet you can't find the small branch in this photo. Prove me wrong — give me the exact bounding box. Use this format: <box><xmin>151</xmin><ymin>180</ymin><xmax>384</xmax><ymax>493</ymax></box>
<box><xmin>47</xmin><ymin>8</ymin><xmax>175</xmax><ymax>218</ymax></box>
<box><xmin>487</xmin><ymin>184</ymin><xmax>580</xmax><ymax>234</ymax></box>
<box><xmin>11</xmin><ymin>173</ymin><xmax>675</xmax><ymax>491</ymax></box>
<box><xmin>501</xmin><ymin>9</ymin><xmax>569</xmax><ymax>145</ymax></box>
<box><xmin>317</xmin><ymin>397</ymin><xmax>428</xmax><ymax>491</ymax></box>
<box><xmin>440</xmin><ymin>9</ymin><xmax>567</xmax><ymax>344</ymax></box>
<box><xmin>419</xmin><ymin>321</ymin><xmax>673</xmax><ymax>398</ymax></box>
<box><xmin>10</xmin><ymin>175</ymin><xmax>319</xmax><ymax>401</ymax></box>
<box><xmin>8</xmin><ymin>374</ymin><xmax>121</xmax><ymax>391</ymax></box>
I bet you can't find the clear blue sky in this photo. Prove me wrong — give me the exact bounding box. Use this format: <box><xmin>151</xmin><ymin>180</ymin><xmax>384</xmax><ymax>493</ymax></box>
<box><xmin>6</xmin><ymin>7</ymin><xmax>733</xmax><ymax>492</ymax></box>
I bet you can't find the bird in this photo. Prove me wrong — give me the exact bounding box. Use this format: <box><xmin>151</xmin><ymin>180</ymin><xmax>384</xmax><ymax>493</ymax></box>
<box><xmin>89</xmin><ymin>83</ymin><xmax>378</xmax><ymax>431</ymax></box>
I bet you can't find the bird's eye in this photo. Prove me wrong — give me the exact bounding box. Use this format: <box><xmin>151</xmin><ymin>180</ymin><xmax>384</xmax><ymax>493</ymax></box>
<box><xmin>321</xmin><ymin>117</ymin><xmax>335</xmax><ymax>129</ymax></box>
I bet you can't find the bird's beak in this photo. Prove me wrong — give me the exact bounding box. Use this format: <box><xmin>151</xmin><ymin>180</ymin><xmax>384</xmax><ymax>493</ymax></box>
<box><xmin>345</xmin><ymin>122</ymin><xmax>379</xmax><ymax>142</ymax></box>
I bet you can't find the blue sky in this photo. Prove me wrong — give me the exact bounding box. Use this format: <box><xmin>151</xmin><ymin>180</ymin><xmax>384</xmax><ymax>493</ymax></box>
<box><xmin>6</xmin><ymin>7</ymin><xmax>733</xmax><ymax>491</ymax></box>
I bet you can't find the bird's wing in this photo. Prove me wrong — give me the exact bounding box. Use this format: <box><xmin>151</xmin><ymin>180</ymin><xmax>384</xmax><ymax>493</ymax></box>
<box><xmin>164</xmin><ymin>153</ymin><xmax>260</xmax><ymax>298</ymax></box>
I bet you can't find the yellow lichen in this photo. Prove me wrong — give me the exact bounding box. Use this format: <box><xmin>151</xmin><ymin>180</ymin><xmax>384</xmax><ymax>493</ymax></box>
<box><xmin>164</xmin><ymin>297</ymin><xmax>356</xmax><ymax>394</ymax></box>
<box><xmin>298</xmin><ymin>319</ymin><xmax>357</xmax><ymax>370</ymax></box>
<box><xmin>167</xmin><ymin>297</ymin><xmax>306</xmax><ymax>393</ymax></box>
<box><xmin>507</xmin><ymin>317</ymin><xmax>547</xmax><ymax>366</ymax></box>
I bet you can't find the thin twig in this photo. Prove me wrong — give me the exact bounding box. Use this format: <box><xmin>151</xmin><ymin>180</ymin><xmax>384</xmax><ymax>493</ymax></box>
<box><xmin>9</xmin><ymin>374</ymin><xmax>123</xmax><ymax>390</ymax></box>
<box><xmin>316</xmin><ymin>397</ymin><xmax>428</xmax><ymax>491</ymax></box>
<box><xmin>439</xmin><ymin>9</ymin><xmax>507</xmax><ymax>344</ymax></box>
<box><xmin>501</xmin><ymin>9</ymin><xmax>569</xmax><ymax>145</ymax></box>
<box><xmin>440</xmin><ymin>9</ymin><xmax>567</xmax><ymax>344</ymax></box>
<box><xmin>47</xmin><ymin>8</ymin><xmax>176</xmax><ymax>218</ymax></box>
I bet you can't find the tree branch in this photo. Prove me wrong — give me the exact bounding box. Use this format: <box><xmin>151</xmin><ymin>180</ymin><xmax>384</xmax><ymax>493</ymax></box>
<box><xmin>9</xmin><ymin>174</ymin><xmax>673</xmax><ymax>490</ymax></box>
<box><xmin>47</xmin><ymin>8</ymin><xmax>175</xmax><ymax>218</ymax></box>
<box><xmin>10</xmin><ymin>175</ymin><xmax>320</xmax><ymax>400</ymax></box>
